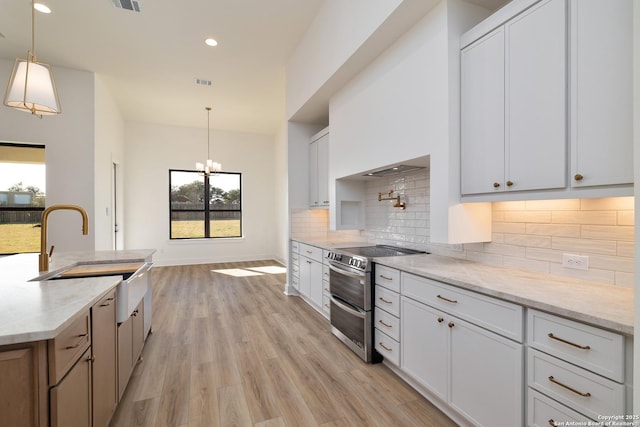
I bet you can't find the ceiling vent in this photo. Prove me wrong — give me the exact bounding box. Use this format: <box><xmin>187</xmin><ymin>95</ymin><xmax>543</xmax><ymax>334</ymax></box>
<box><xmin>195</xmin><ymin>78</ymin><xmax>212</xmax><ymax>87</ymax></box>
<box><xmin>111</xmin><ymin>0</ymin><xmax>141</xmax><ymax>12</ymax></box>
<box><xmin>363</xmin><ymin>165</ymin><xmax>426</xmax><ymax>178</ymax></box>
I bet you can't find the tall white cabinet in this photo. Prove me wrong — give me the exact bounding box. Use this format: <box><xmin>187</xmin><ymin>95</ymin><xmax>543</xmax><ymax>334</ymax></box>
<box><xmin>461</xmin><ymin>0</ymin><xmax>566</xmax><ymax>195</ymax></box>
<box><xmin>569</xmin><ymin>0</ymin><xmax>633</xmax><ymax>189</ymax></box>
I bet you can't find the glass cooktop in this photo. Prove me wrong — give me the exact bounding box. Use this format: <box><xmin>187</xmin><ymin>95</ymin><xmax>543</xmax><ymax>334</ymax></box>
<box><xmin>338</xmin><ymin>245</ymin><xmax>426</xmax><ymax>258</ymax></box>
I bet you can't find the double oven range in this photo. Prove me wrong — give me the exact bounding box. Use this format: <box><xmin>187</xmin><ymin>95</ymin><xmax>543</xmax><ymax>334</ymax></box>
<box><xmin>325</xmin><ymin>245</ymin><xmax>426</xmax><ymax>362</ymax></box>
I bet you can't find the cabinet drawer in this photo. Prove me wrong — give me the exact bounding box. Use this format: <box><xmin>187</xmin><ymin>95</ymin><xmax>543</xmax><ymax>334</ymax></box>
<box><xmin>299</xmin><ymin>243</ymin><xmax>323</xmax><ymax>262</ymax></box>
<box><xmin>49</xmin><ymin>311</ymin><xmax>91</xmax><ymax>385</ymax></box>
<box><xmin>375</xmin><ymin>285</ymin><xmax>400</xmax><ymax>317</ymax></box>
<box><xmin>374</xmin><ymin>307</ymin><xmax>400</xmax><ymax>341</ymax></box>
<box><xmin>291</xmin><ymin>240</ymin><xmax>300</xmax><ymax>253</ymax></box>
<box><xmin>322</xmin><ymin>264</ymin><xmax>330</xmax><ymax>282</ymax></box>
<box><xmin>322</xmin><ymin>280</ymin><xmax>330</xmax><ymax>296</ymax></box>
<box><xmin>402</xmin><ymin>272</ymin><xmax>523</xmax><ymax>342</ymax></box>
<box><xmin>322</xmin><ymin>294</ymin><xmax>331</xmax><ymax>316</ymax></box>
<box><xmin>528</xmin><ymin>388</ymin><xmax>592</xmax><ymax>426</ymax></box>
<box><xmin>291</xmin><ymin>252</ymin><xmax>299</xmax><ymax>263</ymax></box>
<box><xmin>528</xmin><ymin>309</ymin><xmax>625</xmax><ymax>382</ymax></box>
<box><xmin>528</xmin><ymin>349</ymin><xmax>625</xmax><ymax>421</ymax></box>
<box><xmin>292</xmin><ymin>275</ymin><xmax>299</xmax><ymax>290</ymax></box>
<box><xmin>375</xmin><ymin>329</ymin><xmax>400</xmax><ymax>366</ymax></box>
<box><xmin>375</xmin><ymin>265</ymin><xmax>400</xmax><ymax>292</ymax></box>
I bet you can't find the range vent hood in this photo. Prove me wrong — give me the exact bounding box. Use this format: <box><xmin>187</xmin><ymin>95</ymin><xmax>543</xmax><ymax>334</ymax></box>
<box><xmin>363</xmin><ymin>164</ymin><xmax>426</xmax><ymax>177</ymax></box>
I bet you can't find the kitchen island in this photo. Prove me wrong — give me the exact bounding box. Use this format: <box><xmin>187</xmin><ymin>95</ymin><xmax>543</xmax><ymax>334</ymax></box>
<box><xmin>0</xmin><ymin>249</ymin><xmax>155</xmax><ymax>427</ymax></box>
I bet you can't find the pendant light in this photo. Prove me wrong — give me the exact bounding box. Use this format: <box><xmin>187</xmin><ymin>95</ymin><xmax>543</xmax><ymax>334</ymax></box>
<box><xmin>3</xmin><ymin>0</ymin><xmax>61</xmax><ymax>117</ymax></box>
<box><xmin>196</xmin><ymin>107</ymin><xmax>222</xmax><ymax>175</ymax></box>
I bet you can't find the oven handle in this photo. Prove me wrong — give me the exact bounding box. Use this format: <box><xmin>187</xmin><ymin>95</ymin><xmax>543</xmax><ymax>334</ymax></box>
<box><xmin>330</xmin><ymin>295</ymin><xmax>366</xmax><ymax>319</ymax></box>
<box><xmin>328</xmin><ymin>262</ymin><xmax>366</xmax><ymax>279</ymax></box>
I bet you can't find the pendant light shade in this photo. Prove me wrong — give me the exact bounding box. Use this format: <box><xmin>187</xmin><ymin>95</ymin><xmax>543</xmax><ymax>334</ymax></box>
<box><xmin>3</xmin><ymin>0</ymin><xmax>61</xmax><ymax>117</ymax></box>
<box><xmin>4</xmin><ymin>54</ymin><xmax>61</xmax><ymax>115</ymax></box>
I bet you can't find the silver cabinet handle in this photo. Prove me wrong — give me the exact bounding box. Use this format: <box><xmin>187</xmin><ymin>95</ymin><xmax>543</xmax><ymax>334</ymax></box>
<box><xmin>437</xmin><ymin>294</ymin><xmax>458</xmax><ymax>304</ymax></box>
<box><xmin>378</xmin><ymin>320</ymin><xmax>392</xmax><ymax>328</ymax></box>
<box><xmin>378</xmin><ymin>342</ymin><xmax>392</xmax><ymax>352</ymax></box>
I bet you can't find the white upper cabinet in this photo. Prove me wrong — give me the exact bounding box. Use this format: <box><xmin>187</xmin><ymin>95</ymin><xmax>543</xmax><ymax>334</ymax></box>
<box><xmin>461</xmin><ymin>0</ymin><xmax>566</xmax><ymax>197</ymax></box>
<box><xmin>460</xmin><ymin>0</ymin><xmax>633</xmax><ymax>201</ymax></box>
<box><xmin>461</xmin><ymin>28</ymin><xmax>505</xmax><ymax>195</ymax></box>
<box><xmin>569</xmin><ymin>0</ymin><xmax>633</xmax><ymax>188</ymax></box>
<box><xmin>505</xmin><ymin>0</ymin><xmax>566</xmax><ymax>192</ymax></box>
<box><xmin>309</xmin><ymin>127</ymin><xmax>329</xmax><ymax>208</ymax></box>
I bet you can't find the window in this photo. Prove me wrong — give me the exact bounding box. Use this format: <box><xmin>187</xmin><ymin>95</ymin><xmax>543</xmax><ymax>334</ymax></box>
<box><xmin>0</xmin><ymin>143</ymin><xmax>46</xmax><ymax>254</ymax></box>
<box><xmin>169</xmin><ymin>170</ymin><xmax>242</xmax><ymax>239</ymax></box>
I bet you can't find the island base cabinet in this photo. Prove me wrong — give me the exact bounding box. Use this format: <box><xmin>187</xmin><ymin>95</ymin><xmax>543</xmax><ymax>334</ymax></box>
<box><xmin>49</xmin><ymin>347</ymin><xmax>92</xmax><ymax>427</ymax></box>
<box><xmin>449</xmin><ymin>317</ymin><xmax>523</xmax><ymax>427</ymax></box>
<box><xmin>92</xmin><ymin>290</ymin><xmax>118</xmax><ymax>427</ymax></box>
<box><xmin>0</xmin><ymin>342</ymin><xmax>47</xmax><ymax>427</ymax></box>
<box><xmin>118</xmin><ymin>299</ymin><xmax>145</xmax><ymax>400</ymax></box>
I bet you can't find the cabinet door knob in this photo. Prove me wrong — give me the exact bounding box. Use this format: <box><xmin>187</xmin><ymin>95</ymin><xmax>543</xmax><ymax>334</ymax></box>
<box><xmin>492</xmin><ymin>182</ymin><xmax>500</xmax><ymax>188</ymax></box>
<box><xmin>437</xmin><ymin>317</ymin><xmax>444</xmax><ymax>323</ymax></box>
<box><xmin>506</xmin><ymin>180</ymin><xmax>514</xmax><ymax>187</ymax></box>
<box><xmin>448</xmin><ymin>321</ymin><xmax>455</xmax><ymax>328</ymax></box>
<box><xmin>574</xmin><ymin>174</ymin><xmax>584</xmax><ymax>181</ymax></box>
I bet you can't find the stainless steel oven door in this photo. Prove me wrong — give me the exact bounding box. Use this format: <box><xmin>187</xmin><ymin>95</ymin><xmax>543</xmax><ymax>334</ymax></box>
<box><xmin>328</xmin><ymin>262</ymin><xmax>371</xmax><ymax>311</ymax></box>
<box><xmin>330</xmin><ymin>295</ymin><xmax>372</xmax><ymax>362</ymax></box>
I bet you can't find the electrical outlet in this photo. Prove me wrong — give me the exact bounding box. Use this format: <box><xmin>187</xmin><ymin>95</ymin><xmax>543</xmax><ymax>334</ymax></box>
<box><xmin>562</xmin><ymin>254</ymin><xmax>589</xmax><ymax>271</ymax></box>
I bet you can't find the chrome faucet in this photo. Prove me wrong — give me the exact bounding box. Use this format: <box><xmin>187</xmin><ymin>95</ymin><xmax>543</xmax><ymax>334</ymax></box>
<box><xmin>39</xmin><ymin>204</ymin><xmax>89</xmax><ymax>272</ymax></box>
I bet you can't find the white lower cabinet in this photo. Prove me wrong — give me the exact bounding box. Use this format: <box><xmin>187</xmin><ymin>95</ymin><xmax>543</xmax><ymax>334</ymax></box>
<box><xmin>295</xmin><ymin>242</ymin><xmax>327</xmax><ymax>318</ymax></box>
<box><xmin>526</xmin><ymin>309</ymin><xmax>630</xmax><ymax>423</ymax></box>
<box><xmin>401</xmin><ymin>298</ymin><xmax>448</xmax><ymax>401</ymax></box>
<box><xmin>528</xmin><ymin>388</ymin><xmax>591</xmax><ymax>426</ymax></box>
<box><xmin>399</xmin><ymin>272</ymin><xmax>523</xmax><ymax>427</ymax></box>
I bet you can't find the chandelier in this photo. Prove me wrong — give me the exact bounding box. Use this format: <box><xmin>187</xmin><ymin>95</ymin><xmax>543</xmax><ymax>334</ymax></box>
<box><xmin>196</xmin><ymin>107</ymin><xmax>222</xmax><ymax>176</ymax></box>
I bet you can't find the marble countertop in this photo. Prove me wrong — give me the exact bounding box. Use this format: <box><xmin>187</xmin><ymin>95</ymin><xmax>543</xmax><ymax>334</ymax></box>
<box><xmin>0</xmin><ymin>249</ymin><xmax>155</xmax><ymax>346</ymax></box>
<box><xmin>290</xmin><ymin>238</ymin><xmax>633</xmax><ymax>335</ymax></box>
<box><xmin>375</xmin><ymin>254</ymin><xmax>633</xmax><ymax>335</ymax></box>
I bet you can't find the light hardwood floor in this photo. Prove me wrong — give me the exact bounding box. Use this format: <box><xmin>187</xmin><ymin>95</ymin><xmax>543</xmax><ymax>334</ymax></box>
<box><xmin>110</xmin><ymin>260</ymin><xmax>457</xmax><ymax>427</ymax></box>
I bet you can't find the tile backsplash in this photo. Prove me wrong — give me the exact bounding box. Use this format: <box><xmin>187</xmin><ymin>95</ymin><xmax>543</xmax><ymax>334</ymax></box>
<box><xmin>448</xmin><ymin>197</ymin><xmax>635</xmax><ymax>287</ymax></box>
<box><xmin>363</xmin><ymin>169</ymin><xmax>430</xmax><ymax>252</ymax></box>
<box><xmin>290</xmin><ymin>170</ymin><xmax>634</xmax><ymax>287</ymax></box>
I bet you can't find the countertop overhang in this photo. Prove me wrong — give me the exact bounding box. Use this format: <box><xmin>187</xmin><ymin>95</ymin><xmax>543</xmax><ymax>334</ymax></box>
<box><xmin>0</xmin><ymin>250</ymin><xmax>155</xmax><ymax>346</ymax></box>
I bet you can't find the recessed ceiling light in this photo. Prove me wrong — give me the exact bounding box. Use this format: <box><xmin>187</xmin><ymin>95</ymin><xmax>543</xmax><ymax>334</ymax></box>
<box><xmin>34</xmin><ymin>3</ymin><xmax>51</xmax><ymax>13</ymax></box>
<box><xmin>205</xmin><ymin>38</ymin><xmax>218</xmax><ymax>47</ymax></box>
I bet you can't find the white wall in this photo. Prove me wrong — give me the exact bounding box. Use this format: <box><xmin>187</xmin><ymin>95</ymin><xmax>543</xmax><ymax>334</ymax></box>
<box><xmin>274</xmin><ymin>121</ymin><xmax>288</xmax><ymax>265</ymax></box>
<box><xmin>94</xmin><ymin>75</ymin><xmax>125</xmax><ymax>251</ymax></box>
<box><xmin>0</xmin><ymin>59</ymin><xmax>96</xmax><ymax>253</ymax></box>
<box><xmin>124</xmin><ymin>121</ymin><xmax>278</xmax><ymax>266</ymax></box>
<box><xmin>286</xmin><ymin>0</ymin><xmax>402</xmax><ymax>119</ymax></box>
<box><xmin>328</xmin><ymin>0</ymin><xmax>491</xmax><ymax>243</ymax></box>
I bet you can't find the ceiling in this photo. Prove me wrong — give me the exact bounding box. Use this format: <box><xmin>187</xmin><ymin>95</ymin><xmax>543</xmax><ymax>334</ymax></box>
<box><xmin>0</xmin><ymin>0</ymin><xmax>323</xmax><ymax>134</ymax></box>
<box><xmin>0</xmin><ymin>0</ymin><xmax>509</xmax><ymax>136</ymax></box>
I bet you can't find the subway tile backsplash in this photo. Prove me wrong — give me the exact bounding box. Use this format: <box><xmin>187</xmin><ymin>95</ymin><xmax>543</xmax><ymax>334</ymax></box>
<box><xmin>290</xmin><ymin>169</ymin><xmax>634</xmax><ymax>288</ymax></box>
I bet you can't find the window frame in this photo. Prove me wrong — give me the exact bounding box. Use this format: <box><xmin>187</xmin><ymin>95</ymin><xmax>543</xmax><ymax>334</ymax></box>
<box><xmin>0</xmin><ymin>142</ymin><xmax>46</xmax><ymax>255</ymax></box>
<box><xmin>169</xmin><ymin>169</ymin><xmax>242</xmax><ymax>240</ymax></box>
